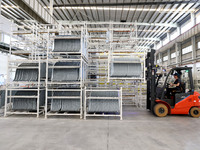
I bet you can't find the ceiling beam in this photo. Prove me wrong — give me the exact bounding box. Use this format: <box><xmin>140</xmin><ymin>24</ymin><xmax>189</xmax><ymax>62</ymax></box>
<box><xmin>58</xmin><ymin>21</ymin><xmax>177</xmax><ymax>27</ymax></box>
<box><xmin>53</xmin><ymin>1</ymin><xmax>198</xmax><ymax>7</ymax></box>
<box><xmin>12</xmin><ymin>0</ymin><xmax>46</xmax><ymax>23</ymax></box>
<box><xmin>12</xmin><ymin>0</ymin><xmax>57</xmax><ymax>24</ymax></box>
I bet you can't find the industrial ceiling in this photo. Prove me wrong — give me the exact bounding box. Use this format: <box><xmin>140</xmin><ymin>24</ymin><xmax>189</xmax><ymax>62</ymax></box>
<box><xmin>1</xmin><ymin>0</ymin><xmax>200</xmax><ymax>48</ymax></box>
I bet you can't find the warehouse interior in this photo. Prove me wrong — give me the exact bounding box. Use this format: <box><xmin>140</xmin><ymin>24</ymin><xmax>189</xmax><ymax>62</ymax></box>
<box><xmin>0</xmin><ymin>0</ymin><xmax>200</xmax><ymax>150</ymax></box>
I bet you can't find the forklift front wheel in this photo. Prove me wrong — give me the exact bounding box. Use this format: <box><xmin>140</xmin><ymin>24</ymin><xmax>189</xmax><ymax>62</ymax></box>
<box><xmin>154</xmin><ymin>103</ymin><xmax>168</xmax><ymax>117</ymax></box>
<box><xmin>190</xmin><ymin>107</ymin><xmax>200</xmax><ymax>118</ymax></box>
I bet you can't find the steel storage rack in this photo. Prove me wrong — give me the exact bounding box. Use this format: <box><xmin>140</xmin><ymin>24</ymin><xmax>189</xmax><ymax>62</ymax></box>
<box><xmin>45</xmin><ymin>25</ymin><xmax>88</xmax><ymax>119</ymax></box>
<box><xmin>4</xmin><ymin>21</ymin><xmax>46</xmax><ymax>117</ymax></box>
<box><xmin>4</xmin><ymin>59</ymin><xmax>46</xmax><ymax>117</ymax></box>
<box><xmin>84</xmin><ymin>87</ymin><xmax>122</xmax><ymax>120</ymax></box>
<box><xmin>85</xmin><ymin>22</ymin><xmax>147</xmax><ymax>106</ymax></box>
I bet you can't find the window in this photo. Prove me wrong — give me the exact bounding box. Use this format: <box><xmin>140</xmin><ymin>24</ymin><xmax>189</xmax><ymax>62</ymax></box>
<box><xmin>171</xmin><ymin>52</ymin><xmax>176</xmax><ymax>58</ymax></box>
<box><xmin>196</xmin><ymin>13</ymin><xmax>200</xmax><ymax>24</ymax></box>
<box><xmin>198</xmin><ymin>42</ymin><xmax>200</xmax><ymax>49</ymax></box>
<box><xmin>170</xmin><ymin>30</ymin><xmax>178</xmax><ymax>40</ymax></box>
<box><xmin>157</xmin><ymin>59</ymin><xmax>162</xmax><ymax>64</ymax></box>
<box><xmin>163</xmin><ymin>56</ymin><xmax>168</xmax><ymax>61</ymax></box>
<box><xmin>3</xmin><ymin>34</ymin><xmax>10</xmax><ymax>44</ymax></box>
<box><xmin>182</xmin><ymin>45</ymin><xmax>192</xmax><ymax>55</ymax></box>
<box><xmin>181</xmin><ymin>20</ymin><xmax>193</xmax><ymax>34</ymax></box>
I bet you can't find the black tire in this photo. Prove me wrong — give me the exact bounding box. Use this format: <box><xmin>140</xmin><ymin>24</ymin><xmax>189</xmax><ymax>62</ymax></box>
<box><xmin>154</xmin><ymin>103</ymin><xmax>168</xmax><ymax>117</ymax></box>
<box><xmin>190</xmin><ymin>107</ymin><xmax>200</xmax><ymax>118</ymax></box>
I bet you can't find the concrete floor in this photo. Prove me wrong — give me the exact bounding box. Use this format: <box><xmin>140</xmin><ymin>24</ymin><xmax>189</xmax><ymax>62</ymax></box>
<box><xmin>0</xmin><ymin>106</ymin><xmax>200</xmax><ymax>150</ymax></box>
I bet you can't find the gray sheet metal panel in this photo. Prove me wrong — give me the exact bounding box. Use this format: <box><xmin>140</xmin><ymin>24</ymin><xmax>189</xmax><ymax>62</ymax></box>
<box><xmin>90</xmin><ymin>91</ymin><xmax>119</xmax><ymax>97</ymax></box>
<box><xmin>14</xmin><ymin>63</ymin><xmax>46</xmax><ymax>81</ymax></box>
<box><xmin>0</xmin><ymin>90</ymin><xmax>5</xmax><ymax>108</ymax></box>
<box><xmin>50</xmin><ymin>90</ymin><xmax>81</xmax><ymax>112</ymax></box>
<box><xmin>88</xmin><ymin>91</ymin><xmax>120</xmax><ymax>113</ymax></box>
<box><xmin>0</xmin><ymin>90</ymin><xmax>16</xmax><ymax>108</ymax></box>
<box><xmin>52</xmin><ymin>62</ymin><xmax>80</xmax><ymax>82</ymax></box>
<box><xmin>113</xmin><ymin>56</ymin><xmax>140</xmax><ymax>62</ymax></box>
<box><xmin>110</xmin><ymin>57</ymin><xmax>142</xmax><ymax>77</ymax></box>
<box><xmin>61</xmin><ymin>99</ymin><xmax>80</xmax><ymax>112</ymax></box>
<box><xmin>88</xmin><ymin>99</ymin><xmax>120</xmax><ymax>113</ymax></box>
<box><xmin>110</xmin><ymin>63</ymin><xmax>142</xmax><ymax>77</ymax></box>
<box><xmin>12</xmin><ymin>89</ymin><xmax>45</xmax><ymax>111</ymax></box>
<box><xmin>54</xmin><ymin>39</ymin><xmax>81</xmax><ymax>52</ymax></box>
<box><xmin>51</xmin><ymin>100</ymin><xmax>61</xmax><ymax>111</ymax></box>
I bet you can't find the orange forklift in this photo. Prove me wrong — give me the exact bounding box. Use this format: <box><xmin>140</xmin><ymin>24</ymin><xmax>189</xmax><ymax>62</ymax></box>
<box><xmin>146</xmin><ymin>50</ymin><xmax>200</xmax><ymax>117</ymax></box>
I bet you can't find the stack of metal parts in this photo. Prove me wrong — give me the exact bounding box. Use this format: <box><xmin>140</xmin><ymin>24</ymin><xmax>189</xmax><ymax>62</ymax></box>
<box><xmin>88</xmin><ymin>91</ymin><xmax>120</xmax><ymax>113</ymax></box>
<box><xmin>50</xmin><ymin>90</ymin><xmax>80</xmax><ymax>112</ymax></box>
<box><xmin>49</xmin><ymin>38</ymin><xmax>83</xmax><ymax>114</ymax></box>
<box><xmin>0</xmin><ymin>90</ymin><xmax>16</xmax><ymax>108</ymax></box>
<box><xmin>11</xmin><ymin>63</ymin><xmax>45</xmax><ymax>111</ymax></box>
<box><xmin>52</xmin><ymin>62</ymin><xmax>80</xmax><ymax>82</ymax></box>
<box><xmin>54</xmin><ymin>38</ymin><xmax>81</xmax><ymax>52</ymax></box>
<box><xmin>12</xmin><ymin>89</ymin><xmax>45</xmax><ymax>111</ymax></box>
<box><xmin>0</xmin><ymin>90</ymin><xmax>5</xmax><ymax>108</ymax></box>
<box><xmin>110</xmin><ymin>57</ymin><xmax>142</xmax><ymax>77</ymax></box>
<box><xmin>14</xmin><ymin>63</ymin><xmax>46</xmax><ymax>81</ymax></box>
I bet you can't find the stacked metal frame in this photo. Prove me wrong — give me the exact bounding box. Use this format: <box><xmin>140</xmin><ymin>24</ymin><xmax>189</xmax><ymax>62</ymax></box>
<box><xmin>4</xmin><ymin>59</ymin><xmax>45</xmax><ymax>117</ymax></box>
<box><xmin>108</xmin><ymin>53</ymin><xmax>146</xmax><ymax>106</ymax></box>
<box><xmin>4</xmin><ymin>21</ymin><xmax>47</xmax><ymax>117</ymax></box>
<box><xmin>84</xmin><ymin>87</ymin><xmax>122</xmax><ymax>120</ymax></box>
<box><xmin>45</xmin><ymin>25</ymin><xmax>88</xmax><ymax>119</ymax></box>
<box><xmin>85</xmin><ymin>22</ymin><xmax>146</xmax><ymax>106</ymax></box>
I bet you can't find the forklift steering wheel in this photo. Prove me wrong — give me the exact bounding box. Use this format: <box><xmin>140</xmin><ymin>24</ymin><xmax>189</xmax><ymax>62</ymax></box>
<box><xmin>166</xmin><ymin>83</ymin><xmax>170</xmax><ymax>87</ymax></box>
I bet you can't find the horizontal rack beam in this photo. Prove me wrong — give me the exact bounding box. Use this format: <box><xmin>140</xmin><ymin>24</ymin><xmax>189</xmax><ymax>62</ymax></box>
<box><xmin>48</xmin><ymin>66</ymin><xmax>80</xmax><ymax>69</ymax></box>
<box><xmin>7</xmin><ymin>96</ymin><xmax>38</xmax><ymax>98</ymax></box>
<box><xmin>46</xmin><ymin>113</ymin><xmax>81</xmax><ymax>116</ymax></box>
<box><xmin>7</xmin><ymin>89</ymin><xmax>43</xmax><ymax>91</ymax></box>
<box><xmin>47</xmin><ymin>89</ymin><xmax>81</xmax><ymax>91</ymax></box>
<box><xmin>6</xmin><ymin>110</ymin><xmax>44</xmax><ymax>115</ymax></box>
<box><xmin>47</xmin><ymin>82</ymin><xmax>81</xmax><ymax>84</ymax></box>
<box><xmin>8</xmin><ymin>66</ymin><xmax>39</xmax><ymax>69</ymax></box>
<box><xmin>87</xmin><ymin>97</ymin><xmax>120</xmax><ymax>99</ymax></box>
<box><xmin>85</xmin><ymin>114</ymin><xmax>121</xmax><ymax>117</ymax></box>
<box><xmin>47</xmin><ymin>96</ymin><xmax>81</xmax><ymax>99</ymax></box>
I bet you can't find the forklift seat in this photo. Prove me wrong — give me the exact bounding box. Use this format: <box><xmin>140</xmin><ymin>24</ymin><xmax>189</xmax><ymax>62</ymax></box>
<box><xmin>180</xmin><ymin>82</ymin><xmax>186</xmax><ymax>93</ymax></box>
<box><xmin>173</xmin><ymin>82</ymin><xmax>185</xmax><ymax>94</ymax></box>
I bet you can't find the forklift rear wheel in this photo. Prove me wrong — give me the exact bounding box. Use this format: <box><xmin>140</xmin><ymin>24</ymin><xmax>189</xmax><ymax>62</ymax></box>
<box><xmin>154</xmin><ymin>103</ymin><xmax>168</xmax><ymax>117</ymax></box>
<box><xmin>190</xmin><ymin>107</ymin><xmax>200</xmax><ymax>118</ymax></box>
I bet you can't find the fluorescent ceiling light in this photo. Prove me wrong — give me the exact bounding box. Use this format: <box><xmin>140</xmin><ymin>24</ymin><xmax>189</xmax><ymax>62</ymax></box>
<box><xmin>51</xmin><ymin>6</ymin><xmax>195</xmax><ymax>13</ymax></box>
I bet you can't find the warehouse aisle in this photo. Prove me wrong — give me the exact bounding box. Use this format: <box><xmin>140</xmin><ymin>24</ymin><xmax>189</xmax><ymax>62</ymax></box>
<box><xmin>0</xmin><ymin>107</ymin><xmax>199</xmax><ymax>150</ymax></box>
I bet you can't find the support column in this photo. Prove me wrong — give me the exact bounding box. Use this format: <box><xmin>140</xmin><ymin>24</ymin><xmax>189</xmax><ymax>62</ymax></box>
<box><xmin>191</xmin><ymin>13</ymin><xmax>196</xmax><ymax>26</ymax></box>
<box><xmin>167</xmin><ymin>49</ymin><xmax>171</xmax><ymax>66</ymax></box>
<box><xmin>159</xmin><ymin>52</ymin><xmax>163</xmax><ymax>65</ymax></box>
<box><xmin>167</xmin><ymin>33</ymin><xmax>170</xmax><ymax>42</ymax></box>
<box><xmin>175</xmin><ymin>42</ymin><xmax>181</xmax><ymax>67</ymax></box>
<box><xmin>160</xmin><ymin>40</ymin><xmax>163</xmax><ymax>47</ymax></box>
<box><xmin>192</xmin><ymin>36</ymin><xmax>197</xmax><ymax>79</ymax></box>
<box><xmin>177</xmin><ymin>26</ymin><xmax>181</xmax><ymax>35</ymax></box>
<box><xmin>50</xmin><ymin>0</ymin><xmax>54</xmax><ymax>16</ymax></box>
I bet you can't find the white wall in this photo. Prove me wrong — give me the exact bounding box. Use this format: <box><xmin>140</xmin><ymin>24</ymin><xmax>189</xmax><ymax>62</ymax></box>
<box><xmin>0</xmin><ymin>52</ymin><xmax>25</xmax><ymax>85</ymax></box>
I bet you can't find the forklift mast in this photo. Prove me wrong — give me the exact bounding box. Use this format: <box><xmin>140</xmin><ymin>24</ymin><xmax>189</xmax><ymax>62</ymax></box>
<box><xmin>146</xmin><ymin>49</ymin><xmax>157</xmax><ymax>110</ymax></box>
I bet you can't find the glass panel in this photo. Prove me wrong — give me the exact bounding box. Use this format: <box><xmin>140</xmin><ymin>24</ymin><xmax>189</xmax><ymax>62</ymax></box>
<box><xmin>163</xmin><ymin>56</ymin><xmax>168</xmax><ymax>61</ymax></box>
<box><xmin>182</xmin><ymin>45</ymin><xmax>192</xmax><ymax>55</ymax></box>
<box><xmin>171</xmin><ymin>52</ymin><xmax>176</xmax><ymax>58</ymax></box>
<box><xmin>181</xmin><ymin>20</ymin><xmax>193</xmax><ymax>34</ymax></box>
